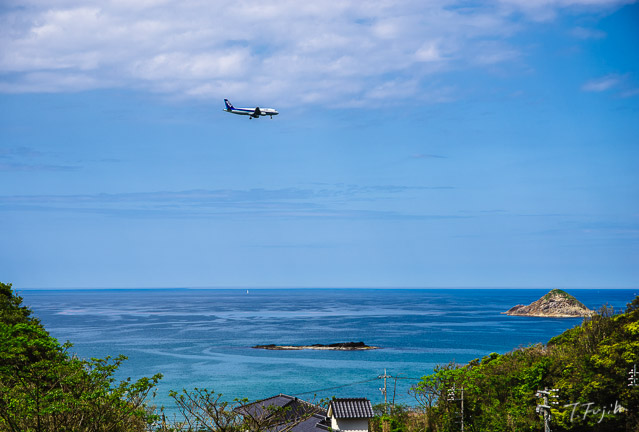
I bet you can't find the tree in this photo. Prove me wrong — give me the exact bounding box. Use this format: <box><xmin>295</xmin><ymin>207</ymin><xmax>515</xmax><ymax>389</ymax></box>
<box><xmin>0</xmin><ymin>282</ymin><xmax>162</xmax><ymax>431</ymax></box>
<box><xmin>157</xmin><ymin>389</ymin><xmax>326</xmax><ymax>432</ymax></box>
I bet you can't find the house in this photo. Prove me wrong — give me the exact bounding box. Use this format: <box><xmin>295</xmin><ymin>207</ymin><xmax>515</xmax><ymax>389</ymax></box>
<box><xmin>235</xmin><ymin>394</ymin><xmax>328</xmax><ymax>432</ymax></box>
<box><xmin>327</xmin><ymin>398</ymin><xmax>374</xmax><ymax>432</ymax></box>
<box><xmin>236</xmin><ymin>394</ymin><xmax>373</xmax><ymax>432</ymax></box>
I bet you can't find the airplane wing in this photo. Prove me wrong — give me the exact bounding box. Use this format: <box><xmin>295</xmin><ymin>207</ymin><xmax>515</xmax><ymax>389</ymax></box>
<box><xmin>252</xmin><ymin>107</ymin><xmax>260</xmax><ymax>118</ymax></box>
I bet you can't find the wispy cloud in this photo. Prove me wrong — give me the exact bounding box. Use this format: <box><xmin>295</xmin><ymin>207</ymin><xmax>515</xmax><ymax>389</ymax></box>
<box><xmin>570</xmin><ymin>26</ymin><xmax>606</xmax><ymax>40</ymax></box>
<box><xmin>0</xmin><ymin>185</ymin><xmax>458</xmax><ymax>220</ymax></box>
<box><xmin>0</xmin><ymin>162</ymin><xmax>79</xmax><ymax>172</ymax></box>
<box><xmin>581</xmin><ymin>73</ymin><xmax>639</xmax><ymax>98</ymax></box>
<box><xmin>0</xmin><ymin>146</ymin><xmax>42</xmax><ymax>158</ymax></box>
<box><xmin>411</xmin><ymin>153</ymin><xmax>447</xmax><ymax>159</ymax></box>
<box><xmin>0</xmin><ymin>145</ymin><xmax>80</xmax><ymax>171</ymax></box>
<box><xmin>581</xmin><ymin>74</ymin><xmax>623</xmax><ymax>92</ymax></box>
<box><xmin>0</xmin><ymin>0</ymin><xmax>631</xmax><ymax>106</ymax></box>
<box><xmin>497</xmin><ymin>0</ymin><xmax>634</xmax><ymax>22</ymax></box>
<box><xmin>620</xmin><ymin>88</ymin><xmax>639</xmax><ymax>98</ymax></box>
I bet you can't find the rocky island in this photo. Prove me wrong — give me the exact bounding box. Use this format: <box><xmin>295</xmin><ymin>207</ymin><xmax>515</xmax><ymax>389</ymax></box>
<box><xmin>252</xmin><ymin>341</ymin><xmax>379</xmax><ymax>351</ymax></box>
<box><xmin>504</xmin><ymin>289</ymin><xmax>595</xmax><ymax>318</ymax></box>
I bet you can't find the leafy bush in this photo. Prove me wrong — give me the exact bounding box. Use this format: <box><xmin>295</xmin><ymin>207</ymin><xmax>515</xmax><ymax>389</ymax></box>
<box><xmin>0</xmin><ymin>282</ymin><xmax>162</xmax><ymax>431</ymax></box>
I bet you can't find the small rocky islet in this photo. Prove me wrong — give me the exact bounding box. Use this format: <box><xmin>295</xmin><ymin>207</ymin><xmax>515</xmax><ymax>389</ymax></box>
<box><xmin>503</xmin><ymin>289</ymin><xmax>595</xmax><ymax>318</ymax></box>
<box><xmin>252</xmin><ymin>341</ymin><xmax>379</xmax><ymax>351</ymax></box>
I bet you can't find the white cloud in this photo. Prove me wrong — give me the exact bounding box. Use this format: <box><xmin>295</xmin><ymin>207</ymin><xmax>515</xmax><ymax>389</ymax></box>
<box><xmin>415</xmin><ymin>42</ymin><xmax>442</xmax><ymax>62</ymax></box>
<box><xmin>497</xmin><ymin>0</ymin><xmax>634</xmax><ymax>21</ymax></box>
<box><xmin>0</xmin><ymin>71</ymin><xmax>103</xmax><ymax>93</ymax></box>
<box><xmin>581</xmin><ymin>73</ymin><xmax>639</xmax><ymax>97</ymax></box>
<box><xmin>471</xmin><ymin>41</ymin><xmax>521</xmax><ymax>65</ymax></box>
<box><xmin>581</xmin><ymin>74</ymin><xmax>623</xmax><ymax>92</ymax></box>
<box><xmin>0</xmin><ymin>0</ymin><xmax>633</xmax><ymax>106</ymax></box>
<box><xmin>570</xmin><ymin>26</ymin><xmax>607</xmax><ymax>39</ymax></box>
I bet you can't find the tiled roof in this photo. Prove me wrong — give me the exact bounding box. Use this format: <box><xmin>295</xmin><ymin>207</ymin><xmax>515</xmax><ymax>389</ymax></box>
<box><xmin>288</xmin><ymin>414</ymin><xmax>331</xmax><ymax>432</ymax></box>
<box><xmin>329</xmin><ymin>398</ymin><xmax>374</xmax><ymax>419</ymax></box>
<box><xmin>236</xmin><ymin>394</ymin><xmax>326</xmax><ymax>422</ymax></box>
<box><xmin>237</xmin><ymin>394</ymin><xmax>371</xmax><ymax>432</ymax></box>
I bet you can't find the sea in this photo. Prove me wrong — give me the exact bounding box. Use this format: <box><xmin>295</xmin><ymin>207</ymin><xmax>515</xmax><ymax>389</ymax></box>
<box><xmin>18</xmin><ymin>288</ymin><xmax>637</xmax><ymax>412</ymax></box>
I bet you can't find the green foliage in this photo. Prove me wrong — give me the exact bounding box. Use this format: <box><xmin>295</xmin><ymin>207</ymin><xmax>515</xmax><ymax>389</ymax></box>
<box><xmin>158</xmin><ymin>388</ymin><xmax>243</xmax><ymax>432</ymax></box>
<box><xmin>410</xmin><ymin>296</ymin><xmax>639</xmax><ymax>432</ymax></box>
<box><xmin>542</xmin><ymin>289</ymin><xmax>587</xmax><ymax>309</ymax></box>
<box><xmin>544</xmin><ymin>289</ymin><xmax>571</xmax><ymax>300</ymax></box>
<box><xmin>0</xmin><ymin>282</ymin><xmax>162</xmax><ymax>431</ymax></box>
<box><xmin>0</xmin><ymin>282</ymin><xmax>35</xmax><ymax>325</ymax></box>
<box><xmin>371</xmin><ymin>404</ymin><xmax>416</xmax><ymax>432</ymax></box>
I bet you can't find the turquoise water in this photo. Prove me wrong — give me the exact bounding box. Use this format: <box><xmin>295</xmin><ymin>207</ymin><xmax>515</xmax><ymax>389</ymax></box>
<box><xmin>19</xmin><ymin>288</ymin><xmax>637</xmax><ymax>410</ymax></box>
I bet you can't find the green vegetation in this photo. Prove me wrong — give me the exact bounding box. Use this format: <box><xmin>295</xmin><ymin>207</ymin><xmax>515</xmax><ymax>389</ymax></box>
<box><xmin>544</xmin><ymin>289</ymin><xmax>572</xmax><ymax>299</ymax></box>
<box><xmin>408</xmin><ymin>298</ymin><xmax>639</xmax><ymax>431</ymax></box>
<box><xmin>543</xmin><ymin>289</ymin><xmax>585</xmax><ymax>307</ymax></box>
<box><xmin>0</xmin><ymin>282</ymin><xmax>162</xmax><ymax>431</ymax></box>
<box><xmin>370</xmin><ymin>404</ymin><xmax>427</xmax><ymax>432</ymax></box>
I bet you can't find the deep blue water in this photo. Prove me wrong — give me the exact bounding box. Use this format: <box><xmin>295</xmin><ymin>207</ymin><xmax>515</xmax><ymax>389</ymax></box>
<box><xmin>19</xmin><ymin>288</ymin><xmax>637</xmax><ymax>410</ymax></box>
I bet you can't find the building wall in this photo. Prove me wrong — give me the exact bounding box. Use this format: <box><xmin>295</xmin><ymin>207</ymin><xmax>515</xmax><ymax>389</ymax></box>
<box><xmin>331</xmin><ymin>417</ymin><xmax>369</xmax><ymax>432</ymax></box>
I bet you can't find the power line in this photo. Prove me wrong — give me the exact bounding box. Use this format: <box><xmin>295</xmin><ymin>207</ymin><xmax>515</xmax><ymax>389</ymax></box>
<box><xmin>290</xmin><ymin>372</ymin><xmax>424</xmax><ymax>399</ymax></box>
<box><xmin>291</xmin><ymin>377</ymin><xmax>380</xmax><ymax>397</ymax></box>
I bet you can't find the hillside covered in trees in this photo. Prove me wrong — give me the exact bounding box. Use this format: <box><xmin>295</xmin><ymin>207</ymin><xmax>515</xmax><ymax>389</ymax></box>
<box><xmin>406</xmin><ymin>296</ymin><xmax>639</xmax><ymax>431</ymax></box>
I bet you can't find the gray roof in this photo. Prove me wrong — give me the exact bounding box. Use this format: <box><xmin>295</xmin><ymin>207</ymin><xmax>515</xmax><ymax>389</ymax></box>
<box><xmin>236</xmin><ymin>394</ymin><xmax>327</xmax><ymax>430</ymax></box>
<box><xmin>288</xmin><ymin>414</ymin><xmax>331</xmax><ymax>432</ymax></box>
<box><xmin>329</xmin><ymin>398</ymin><xmax>374</xmax><ymax>419</ymax></box>
<box><xmin>237</xmin><ymin>394</ymin><xmax>371</xmax><ymax>432</ymax></box>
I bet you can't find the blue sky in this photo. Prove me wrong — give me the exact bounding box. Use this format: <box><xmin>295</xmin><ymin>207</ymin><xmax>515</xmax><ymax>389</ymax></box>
<box><xmin>1</xmin><ymin>0</ymin><xmax>638</xmax><ymax>288</ymax></box>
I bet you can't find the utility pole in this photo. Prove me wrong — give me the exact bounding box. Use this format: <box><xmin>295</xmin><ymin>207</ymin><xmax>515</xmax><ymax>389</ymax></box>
<box><xmin>378</xmin><ymin>369</ymin><xmax>392</xmax><ymax>414</ymax></box>
<box><xmin>629</xmin><ymin>364</ymin><xmax>638</xmax><ymax>387</ymax></box>
<box><xmin>535</xmin><ymin>388</ymin><xmax>559</xmax><ymax>432</ymax></box>
<box><xmin>392</xmin><ymin>375</ymin><xmax>398</xmax><ymax>408</ymax></box>
<box><xmin>446</xmin><ymin>385</ymin><xmax>464</xmax><ymax>432</ymax></box>
<box><xmin>461</xmin><ymin>386</ymin><xmax>464</xmax><ymax>432</ymax></box>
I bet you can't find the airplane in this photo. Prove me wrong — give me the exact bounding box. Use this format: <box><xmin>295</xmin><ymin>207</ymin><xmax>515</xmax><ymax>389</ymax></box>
<box><xmin>223</xmin><ymin>99</ymin><xmax>278</xmax><ymax>119</ymax></box>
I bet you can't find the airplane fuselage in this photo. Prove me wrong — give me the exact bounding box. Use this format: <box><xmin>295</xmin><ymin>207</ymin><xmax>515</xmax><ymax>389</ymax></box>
<box><xmin>224</xmin><ymin>99</ymin><xmax>278</xmax><ymax>119</ymax></box>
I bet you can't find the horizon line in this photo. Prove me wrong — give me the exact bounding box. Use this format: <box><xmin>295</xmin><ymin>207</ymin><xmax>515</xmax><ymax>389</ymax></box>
<box><xmin>14</xmin><ymin>286</ymin><xmax>638</xmax><ymax>291</ymax></box>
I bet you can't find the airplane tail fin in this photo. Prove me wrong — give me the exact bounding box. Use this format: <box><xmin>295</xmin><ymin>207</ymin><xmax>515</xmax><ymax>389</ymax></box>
<box><xmin>224</xmin><ymin>99</ymin><xmax>234</xmax><ymax>110</ymax></box>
